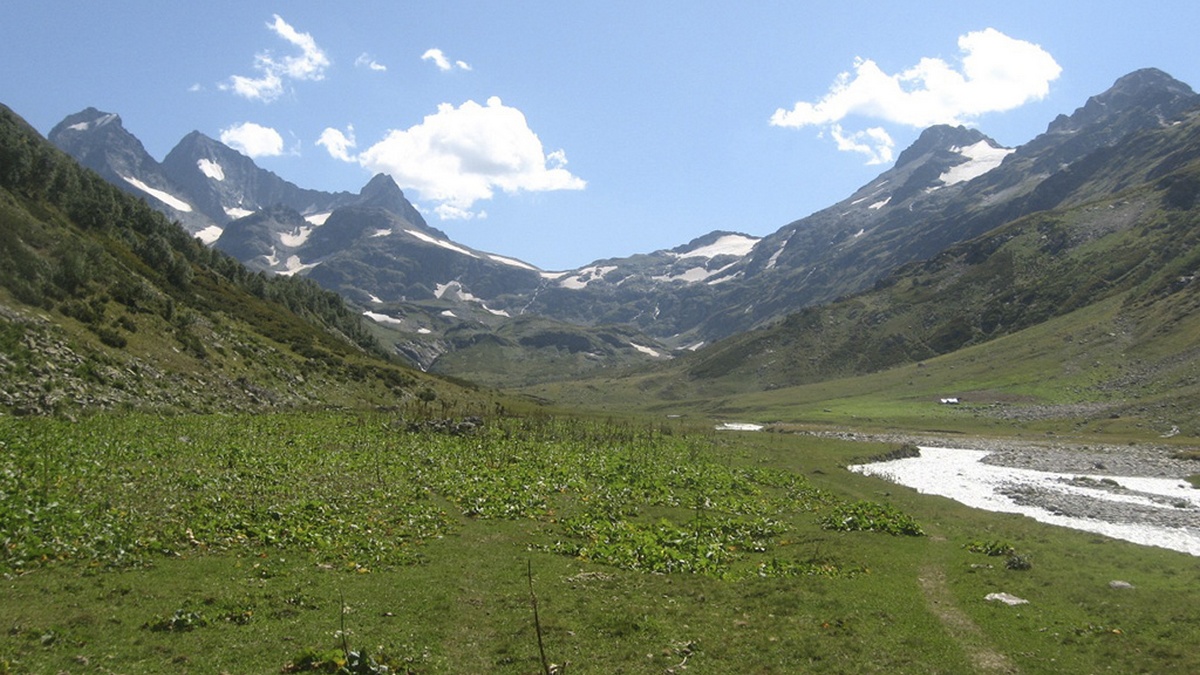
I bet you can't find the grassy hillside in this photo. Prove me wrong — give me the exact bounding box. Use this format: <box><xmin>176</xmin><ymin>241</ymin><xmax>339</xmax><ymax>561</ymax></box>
<box><xmin>0</xmin><ymin>103</ymin><xmax>484</xmax><ymax>415</ymax></box>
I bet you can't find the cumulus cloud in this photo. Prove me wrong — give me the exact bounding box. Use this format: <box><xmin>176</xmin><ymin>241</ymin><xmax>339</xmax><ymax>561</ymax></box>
<box><xmin>221</xmin><ymin>121</ymin><xmax>285</xmax><ymax>158</ymax></box>
<box><xmin>222</xmin><ymin>14</ymin><xmax>330</xmax><ymax>102</ymax></box>
<box><xmin>772</xmin><ymin>28</ymin><xmax>1061</xmax><ymax>163</ymax></box>
<box><xmin>316</xmin><ymin>125</ymin><xmax>356</xmax><ymax>162</ymax></box>
<box><xmin>421</xmin><ymin>48</ymin><xmax>471</xmax><ymax>72</ymax></box>
<box><xmin>319</xmin><ymin>97</ymin><xmax>584</xmax><ymax>218</ymax></box>
<box><xmin>355</xmin><ymin>53</ymin><xmax>387</xmax><ymax>72</ymax></box>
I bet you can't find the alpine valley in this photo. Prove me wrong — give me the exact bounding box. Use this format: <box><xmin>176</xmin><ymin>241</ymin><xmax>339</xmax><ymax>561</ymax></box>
<box><xmin>8</xmin><ymin>61</ymin><xmax>1200</xmax><ymax>674</ymax></box>
<box><xmin>41</xmin><ymin>69</ymin><xmax>1200</xmax><ymax>406</ymax></box>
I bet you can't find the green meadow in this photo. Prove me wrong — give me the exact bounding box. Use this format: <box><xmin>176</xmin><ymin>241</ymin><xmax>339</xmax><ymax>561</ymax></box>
<box><xmin>2</xmin><ymin>412</ymin><xmax>1198</xmax><ymax>673</ymax></box>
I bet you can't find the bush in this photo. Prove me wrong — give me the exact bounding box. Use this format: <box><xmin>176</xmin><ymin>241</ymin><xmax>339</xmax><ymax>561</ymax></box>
<box><xmin>819</xmin><ymin>501</ymin><xmax>924</xmax><ymax>536</ymax></box>
<box><xmin>965</xmin><ymin>539</ymin><xmax>1016</xmax><ymax>557</ymax></box>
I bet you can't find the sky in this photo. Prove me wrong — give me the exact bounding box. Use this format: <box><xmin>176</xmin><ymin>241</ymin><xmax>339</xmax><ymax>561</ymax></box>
<box><xmin>3</xmin><ymin>1</ymin><xmax>1200</xmax><ymax>271</ymax></box>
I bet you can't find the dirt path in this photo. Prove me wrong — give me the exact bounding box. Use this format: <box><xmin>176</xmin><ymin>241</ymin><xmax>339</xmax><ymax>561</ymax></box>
<box><xmin>918</xmin><ymin>563</ymin><xmax>1020</xmax><ymax>674</ymax></box>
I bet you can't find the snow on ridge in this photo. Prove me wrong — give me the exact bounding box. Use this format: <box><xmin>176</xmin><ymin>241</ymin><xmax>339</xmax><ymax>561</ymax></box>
<box><xmin>671</xmin><ymin>233</ymin><xmax>759</xmax><ymax>260</ymax></box>
<box><xmin>121</xmin><ymin>175</ymin><xmax>193</xmax><ymax>212</ymax></box>
<box><xmin>487</xmin><ymin>253</ymin><xmax>539</xmax><ymax>271</ymax></box>
<box><xmin>939</xmin><ymin>141</ymin><xmax>1014</xmax><ymax>186</ymax></box>
<box><xmin>197</xmin><ymin>158</ymin><xmax>225</xmax><ymax>181</ymax></box>
<box><xmin>67</xmin><ymin>113</ymin><xmax>117</xmax><ymax>132</ymax></box>
<box><xmin>558</xmin><ymin>265</ymin><xmax>617</xmax><ymax>290</ymax></box>
<box><xmin>406</xmin><ymin>229</ymin><xmax>477</xmax><ymax>258</ymax></box>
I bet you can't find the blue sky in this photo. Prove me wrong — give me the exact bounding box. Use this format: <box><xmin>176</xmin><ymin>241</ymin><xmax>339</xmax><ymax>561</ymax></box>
<box><xmin>4</xmin><ymin>1</ymin><xmax>1199</xmax><ymax>270</ymax></box>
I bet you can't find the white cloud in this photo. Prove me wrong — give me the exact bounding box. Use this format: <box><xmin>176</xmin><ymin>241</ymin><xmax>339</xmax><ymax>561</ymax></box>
<box><xmin>436</xmin><ymin>204</ymin><xmax>488</xmax><ymax>220</ymax></box>
<box><xmin>772</xmin><ymin>28</ymin><xmax>1061</xmax><ymax>162</ymax></box>
<box><xmin>322</xmin><ymin>97</ymin><xmax>585</xmax><ymax>219</ymax></box>
<box><xmin>829</xmin><ymin>124</ymin><xmax>895</xmax><ymax>165</ymax></box>
<box><xmin>317</xmin><ymin>125</ymin><xmax>356</xmax><ymax>162</ymax></box>
<box><xmin>222</xmin><ymin>14</ymin><xmax>330</xmax><ymax>102</ymax></box>
<box><xmin>422</xmin><ymin>48</ymin><xmax>471</xmax><ymax>72</ymax></box>
<box><xmin>355</xmin><ymin>53</ymin><xmax>387</xmax><ymax>72</ymax></box>
<box><xmin>221</xmin><ymin>121</ymin><xmax>284</xmax><ymax>158</ymax></box>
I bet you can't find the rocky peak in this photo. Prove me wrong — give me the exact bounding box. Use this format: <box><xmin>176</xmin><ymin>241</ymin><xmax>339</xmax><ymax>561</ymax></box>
<box><xmin>893</xmin><ymin>125</ymin><xmax>992</xmax><ymax>170</ymax></box>
<box><xmin>1037</xmin><ymin>68</ymin><xmax>1200</xmax><ymax>150</ymax></box>
<box><xmin>48</xmin><ymin>107</ymin><xmax>156</xmax><ymax>180</ymax></box>
<box><xmin>356</xmin><ymin>173</ymin><xmax>428</xmax><ymax>228</ymax></box>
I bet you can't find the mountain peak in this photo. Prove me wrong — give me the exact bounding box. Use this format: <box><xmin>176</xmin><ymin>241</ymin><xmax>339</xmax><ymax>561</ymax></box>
<box><xmin>1042</xmin><ymin>68</ymin><xmax>1200</xmax><ymax>141</ymax></box>
<box><xmin>894</xmin><ymin>125</ymin><xmax>992</xmax><ymax>170</ymax></box>
<box><xmin>356</xmin><ymin>173</ymin><xmax>427</xmax><ymax>228</ymax></box>
<box><xmin>49</xmin><ymin>107</ymin><xmax>124</xmax><ymax>137</ymax></box>
<box><xmin>1105</xmin><ymin>67</ymin><xmax>1196</xmax><ymax>103</ymax></box>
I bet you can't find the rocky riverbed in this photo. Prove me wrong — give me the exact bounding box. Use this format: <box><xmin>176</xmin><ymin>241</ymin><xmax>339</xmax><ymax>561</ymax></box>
<box><xmin>833</xmin><ymin>431</ymin><xmax>1200</xmax><ymax>556</ymax></box>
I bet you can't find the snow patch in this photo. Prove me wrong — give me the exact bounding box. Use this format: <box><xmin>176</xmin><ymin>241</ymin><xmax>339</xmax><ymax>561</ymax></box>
<box><xmin>559</xmin><ymin>264</ymin><xmax>619</xmax><ymax>288</ymax></box>
<box><xmin>67</xmin><ymin>113</ymin><xmax>117</xmax><ymax>132</ymax></box>
<box><xmin>371</xmin><ymin>228</ymin><xmax>392</xmax><ymax>238</ymax></box>
<box><xmin>195</xmin><ymin>225</ymin><xmax>223</xmax><ymax>245</ymax></box>
<box><xmin>487</xmin><ymin>253</ymin><xmax>539</xmax><ymax>271</ymax></box>
<box><xmin>630</xmin><ymin>342</ymin><xmax>667</xmax><ymax>358</ymax></box>
<box><xmin>440</xmin><ymin>310</ymin><xmax>457</xmax><ymax>317</ymax></box>
<box><xmin>671</xmin><ymin>234</ymin><xmax>759</xmax><ymax>259</ymax></box>
<box><xmin>224</xmin><ymin>206</ymin><xmax>254</xmax><ymax>219</ymax></box>
<box><xmin>197</xmin><ymin>158</ymin><xmax>225</xmax><ymax>181</ymax></box>
<box><xmin>715</xmin><ymin>422</ymin><xmax>764</xmax><ymax>432</ymax></box>
<box><xmin>406</xmin><ymin>229</ymin><xmax>477</xmax><ymax>257</ymax></box>
<box><xmin>869</xmin><ymin>197</ymin><xmax>891</xmax><ymax>210</ymax></box>
<box><xmin>121</xmin><ymin>176</ymin><xmax>193</xmax><ymax>212</ymax></box>
<box><xmin>765</xmin><ymin>234</ymin><xmax>792</xmax><ymax>270</ymax></box>
<box><xmin>940</xmin><ymin>141</ymin><xmax>1014</xmax><ymax>186</ymax></box>
<box><xmin>655</xmin><ymin>261</ymin><xmax>741</xmax><ymax>285</ymax></box>
<box><xmin>558</xmin><ymin>265</ymin><xmax>617</xmax><ymax>290</ymax></box>
<box><xmin>279</xmin><ymin>227</ymin><xmax>313</xmax><ymax>247</ymax></box>
<box><xmin>305</xmin><ymin>212</ymin><xmax>332</xmax><ymax>226</ymax></box>
<box><xmin>277</xmin><ymin>255</ymin><xmax>319</xmax><ymax>277</ymax></box>
<box><xmin>435</xmin><ymin>281</ymin><xmax>510</xmax><ymax>316</ymax></box>
<box><xmin>363</xmin><ymin>311</ymin><xmax>404</xmax><ymax>326</ymax></box>
<box><xmin>367</xmin><ymin>294</ymin><xmax>383</xmax><ymax>304</ymax></box>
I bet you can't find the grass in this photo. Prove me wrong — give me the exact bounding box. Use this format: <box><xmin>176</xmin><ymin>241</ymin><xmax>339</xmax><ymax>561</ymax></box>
<box><xmin>2</xmin><ymin>412</ymin><xmax>1200</xmax><ymax>673</ymax></box>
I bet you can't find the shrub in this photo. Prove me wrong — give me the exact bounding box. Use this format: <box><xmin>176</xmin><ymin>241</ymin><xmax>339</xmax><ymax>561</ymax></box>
<box><xmin>965</xmin><ymin>539</ymin><xmax>1016</xmax><ymax>557</ymax></box>
<box><xmin>819</xmin><ymin>501</ymin><xmax>924</xmax><ymax>536</ymax></box>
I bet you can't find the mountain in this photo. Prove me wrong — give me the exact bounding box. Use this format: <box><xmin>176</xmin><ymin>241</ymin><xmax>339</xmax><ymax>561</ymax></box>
<box><xmin>47</xmin><ymin>108</ymin><xmax>212</xmax><ymax>235</ymax></box>
<box><xmin>159</xmin><ymin>130</ymin><xmax>362</xmax><ymax>236</ymax></box>
<box><xmin>46</xmin><ymin>69</ymin><xmax>1200</xmax><ymax>384</ymax></box>
<box><xmin>535</xmin><ymin>101</ymin><xmax>1200</xmax><ymax>438</ymax></box>
<box><xmin>2</xmin><ymin>102</ymin><xmax>467</xmax><ymax>415</ymax></box>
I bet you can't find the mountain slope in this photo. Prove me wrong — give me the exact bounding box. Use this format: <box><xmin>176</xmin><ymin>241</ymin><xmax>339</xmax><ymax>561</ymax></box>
<box><xmin>2</xmin><ymin>103</ymin><xmax>471</xmax><ymax>415</ymax></box>
<box><xmin>575</xmin><ymin>106</ymin><xmax>1200</xmax><ymax>433</ymax></box>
